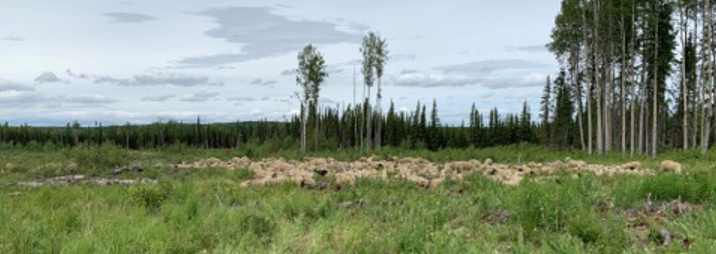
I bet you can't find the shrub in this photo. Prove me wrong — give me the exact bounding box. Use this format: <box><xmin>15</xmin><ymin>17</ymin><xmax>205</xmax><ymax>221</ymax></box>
<box><xmin>509</xmin><ymin>176</ymin><xmax>629</xmax><ymax>251</ymax></box>
<box><xmin>131</xmin><ymin>185</ymin><xmax>171</xmax><ymax>212</ymax></box>
<box><xmin>66</xmin><ymin>143</ymin><xmax>131</xmax><ymax>173</ymax></box>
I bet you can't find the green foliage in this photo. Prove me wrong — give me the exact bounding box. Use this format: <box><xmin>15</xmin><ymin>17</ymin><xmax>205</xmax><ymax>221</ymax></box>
<box><xmin>3</xmin><ymin>145</ymin><xmax>716</xmax><ymax>252</ymax></box>
<box><xmin>66</xmin><ymin>143</ymin><xmax>130</xmax><ymax>173</ymax></box>
<box><xmin>131</xmin><ymin>184</ymin><xmax>171</xmax><ymax>212</ymax></box>
<box><xmin>614</xmin><ymin>172</ymin><xmax>716</xmax><ymax>206</ymax></box>
<box><xmin>510</xmin><ymin>176</ymin><xmax>630</xmax><ymax>252</ymax></box>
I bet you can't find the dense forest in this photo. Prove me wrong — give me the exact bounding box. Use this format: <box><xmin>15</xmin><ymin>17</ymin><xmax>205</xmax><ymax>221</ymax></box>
<box><xmin>3</xmin><ymin>0</ymin><xmax>716</xmax><ymax>156</ymax></box>
<box><xmin>0</xmin><ymin>100</ymin><xmax>537</xmax><ymax>152</ymax></box>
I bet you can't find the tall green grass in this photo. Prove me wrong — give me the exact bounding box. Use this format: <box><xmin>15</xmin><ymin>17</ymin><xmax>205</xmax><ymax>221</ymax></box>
<box><xmin>2</xmin><ymin>145</ymin><xmax>716</xmax><ymax>253</ymax></box>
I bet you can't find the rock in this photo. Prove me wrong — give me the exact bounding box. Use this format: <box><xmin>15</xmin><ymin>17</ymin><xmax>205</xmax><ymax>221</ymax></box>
<box><xmin>131</xmin><ymin>165</ymin><xmax>144</xmax><ymax>173</ymax></box>
<box><xmin>17</xmin><ymin>181</ymin><xmax>44</xmax><ymax>187</ymax></box>
<box><xmin>622</xmin><ymin>161</ymin><xmax>641</xmax><ymax>170</ymax></box>
<box><xmin>657</xmin><ymin>228</ymin><xmax>672</xmax><ymax>246</ymax></box>
<box><xmin>336</xmin><ymin>199</ymin><xmax>364</xmax><ymax>209</ymax></box>
<box><xmin>661</xmin><ymin>160</ymin><xmax>682</xmax><ymax>174</ymax></box>
<box><xmin>111</xmin><ymin>167</ymin><xmax>126</xmax><ymax>175</ymax></box>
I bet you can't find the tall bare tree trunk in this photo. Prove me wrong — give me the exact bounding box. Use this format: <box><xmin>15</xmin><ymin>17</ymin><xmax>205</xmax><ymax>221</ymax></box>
<box><xmin>583</xmin><ymin>1</ymin><xmax>593</xmax><ymax>155</ymax></box>
<box><xmin>605</xmin><ymin>56</ymin><xmax>612</xmax><ymax>153</ymax></box>
<box><xmin>595</xmin><ymin>0</ymin><xmax>603</xmax><ymax>155</ymax></box>
<box><xmin>652</xmin><ymin>19</ymin><xmax>659</xmax><ymax>158</ymax></box>
<box><xmin>681</xmin><ymin>5</ymin><xmax>689</xmax><ymax>149</ymax></box>
<box><xmin>353</xmin><ymin>66</ymin><xmax>358</xmax><ymax>148</ymax></box>
<box><xmin>712</xmin><ymin>12</ymin><xmax>716</xmax><ymax>152</ymax></box>
<box><xmin>605</xmin><ymin>18</ymin><xmax>613</xmax><ymax>153</ymax></box>
<box><xmin>366</xmin><ymin>86</ymin><xmax>372</xmax><ymax>152</ymax></box>
<box><xmin>604</xmin><ymin>60</ymin><xmax>611</xmax><ymax>153</ymax></box>
<box><xmin>692</xmin><ymin>9</ymin><xmax>700</xmax><ymax>148</ymax></box>
<box><xmin>376</xmin><ymin>78</ymin><xmax>382</xmax><ymax>151</ymax></box>
<box><xmin>360</xmin><ymin>82</ymin><xmax>365</xmax><ymax>151</ymax></box>
<box><xmin>639</xmin><ymin>53</ymin><xmax>647</xmax><ymax>154</ymax></box>
<box><xmin>630</xmin><ymin>5</ymin><xmax>637</xmax><ymax>156</ymax></box>
<box><xmin>574</xmin><ymin>50</ymin><xmax>586</xmax><ymax>151</ymax></box>
<box><xmin>301</xmin><ymin>103</ymin><xmax>307</xmax><ymax>154</ymax></box>
<box><xmin>629</xmin><ymin>51</ymin><xmax>637</xmax><ymax>156</ymax></box>
<box><xmin>702</xmin><ymin>0</ymin><xmax>713</xmax><ymax>154</ymax></box>
<box><xmin>315</xmin><ymin>103</ymin><xmax>320</xmax><ymax>151</ymax></box>
<box><xmin>621</xmin><ymin>19</ymin><xmax>627</xmax><ymax>153</ymax></box>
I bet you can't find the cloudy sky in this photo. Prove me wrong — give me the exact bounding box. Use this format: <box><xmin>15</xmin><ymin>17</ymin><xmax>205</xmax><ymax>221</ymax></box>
<box><xmin>0</xmin><ymin>0</ymin><xmax>560</xmax><ymax>126</ymax></box>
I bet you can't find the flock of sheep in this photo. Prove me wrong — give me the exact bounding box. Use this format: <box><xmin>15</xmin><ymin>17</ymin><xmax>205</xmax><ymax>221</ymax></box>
<box><xmin>177</xmin><ymin>156</ymin><xmax>684</xmax><ymax>189</ymax></box>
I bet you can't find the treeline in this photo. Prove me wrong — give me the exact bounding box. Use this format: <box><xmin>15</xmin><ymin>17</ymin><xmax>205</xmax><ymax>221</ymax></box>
<box><xmin>548</xmin><ymin>0</ymin><xmax>716</xmax><ymax>156</ymax></box>
<box><xmin>0</xmin><ymin>100</ymin><xmax>539</xmax><ymax>151</ymax></box>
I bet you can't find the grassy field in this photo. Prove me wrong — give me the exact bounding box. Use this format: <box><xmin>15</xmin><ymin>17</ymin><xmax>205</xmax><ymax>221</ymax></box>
<box><xmin>2</xmin><ymin>144</ymin><xmax>716</xmax><ymax>253</ymax></box>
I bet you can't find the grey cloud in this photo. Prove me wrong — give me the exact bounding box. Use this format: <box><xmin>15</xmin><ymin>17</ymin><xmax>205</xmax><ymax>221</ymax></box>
<box><xmin>0</xmin><ymin>91</ymin><xmax>44</xmax><ymax>106</ymax></box>
<box><xmin>66</xmin><ymin>69</ymin><xmax>91</xmax><ymax>79</ymax></box>
<box><xmin>280</xmin><ymin>69</ymin><xmax>296</xmax><ymax>76</ymax></box>
<box><xmin>513</xmin><ymin>45</ymin><xmax>548</xmax><ymax>53</ymax></box>
<box><xmin>274</xmin><ymin>98</ymin><xmax>293</xmax><ymax>105</ymax></box>
<box><xmin>0</xmin><ymin>91</ymin><xmax>116</xmax><ymax>108</ymax></box>
<box><xmin>1</xmin><ymin>35</ymin><xmax>23</xmax><ymax>42</ymax></box>
<box><xmin>393</xmin><ymin>72</ymin><xmax>480</xmax><ymax>88</ymax></box>
<box><xmin>393</xmin><ymin>71</ymin><xmax>544</xmax><ymax>89</ymax></box>
<box><xmin>319</xmin><ymin>98</ymin><xmax>337</xmax><ymax>105</ymax></box>
<box><xmin>95</xmin><ymin>72</ymin><xmax>222</xmax><ymax>87</ymax></box>
<box><xmin>479</xmin><ymin>75</ymin><xmax>545</xmax><ymax>90</ymax></box>
<box><xmin>392</xmin><ymin>59</ymin><xmax>551</xmax><ymax>89</ymax></box>
<box><xmin>180</xmin><ymin>91</ymin><xmax>219</xmax><ymax>102</ymax></box>
<box><xmin>227</xmin><ymin>96</ymin><xmax>256</xmax><ymax>103</ymax></box>
<box><xmin>478</xmin><ymin>92</ymin><xmax>495</xmax><ymax>99</ymax></box>
<box><xmin>439</xmin><ymin>59</ymin><xmax>550</xmax><ymax>75</ymax></box>
<box><xmin>249</xmin><ymin>79</ymin><xmax>276</xmax><ymax>86</ymax></box>
<box><xmin>179</xmin><ymin>7</ymin><xmax>363</xmax><ymax>66</ymax></box>
<box><xmin>59</xmin><ymin>94</ymin><xmax>117</xmax><ymax>105</ymax></box>
<box><xmin>35</xmin><ymin>71</ymin><xmax>66</xmax><ymax>84</ymax></box>
<box><xmin>141</xmin><ymin>94</ymin><xmax>175</xmax><ymax>102</ymax></box>
<box><xmin>0</xmin><ymin>79</ymin><xmax>34</xmax><ymax>92</ymax></box>
<box><xmin>392</xmin><ymin>54</ymin><xmax>417</xmax><ymax>61</ymax></box>
<box><xmin>103</xmin><ymin>12</ymin><xmax>155</xmax><ymax>23</ymax></box>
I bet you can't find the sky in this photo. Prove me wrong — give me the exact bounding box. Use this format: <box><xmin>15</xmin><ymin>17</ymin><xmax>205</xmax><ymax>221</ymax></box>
<box><xmin>0</xmin><ymin>0</ymin><xmax>561</xmax><ymax>126</ymax></box>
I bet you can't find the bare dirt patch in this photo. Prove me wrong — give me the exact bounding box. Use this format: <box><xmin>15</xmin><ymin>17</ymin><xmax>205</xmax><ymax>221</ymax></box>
<box><xmin>17</xmin><ymin>175</ymin><xmax>157</xmax><ymax>187</ymax></box>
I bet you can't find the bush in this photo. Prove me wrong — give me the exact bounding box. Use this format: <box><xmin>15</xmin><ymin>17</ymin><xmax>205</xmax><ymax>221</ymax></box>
<box><xmin>66</xmin><ymin>143</ymin><xmax>131</xmax><ymax>173</ymax></box>
<box><xmin>509</xmin><ymin>176</ymin><xmax>629</xmax><ymax>251</ymax></box>
<box><xmin>510</xmin><ymin>178</ymin><xmax>588</xmax><ymax>237</ymax></box>
<box><xmin>615</xmin><ymin>172</ymin><xmax>716</xmax><ymax>206</ymax></box>
<box><xmin>131</xmin><ymin>185</ymin><xmax>171</xmax><ymax>212</ymax></box>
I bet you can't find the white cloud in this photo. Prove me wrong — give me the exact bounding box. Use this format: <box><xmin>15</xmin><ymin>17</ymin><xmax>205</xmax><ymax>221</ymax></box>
<box><xmin>180</xmin><ymin>91</ymin><xmax>219</xmax><ymax>102</ymax></box>
<box><xmin>393</xmin><ymin>71</ymin><xmax>480</xmax><ymax>88</ymax></box>
<box><xmin>1</xmin><ymin>35</ymin><xmax>23</xmax><ymax>42</ymax></box>
<box><xmin>141</xmin><ymin>94</ymin><xmax>175</xmax><ymax>102</ymax></box>
<box><xmin>0</xmin><ymin>79</ymin><xmax>34</xmax><ymax>92</ymax></box>
<box><xmin>95</xmin><ymin>72</ymin><xmax>222</xmax><ymax>87</ymax></box>
<box><xmin>179</xmin><ymin>7</ymin><xmax>363</xmax><ymax>66</ymax></box>
<box><xmin>103</xmin><ymin>12</ymin><xmax>155</xmax><ymax>23</ymax></box>
<box><xmin>35</xmin><ymin>71</ymin><xmax>66</xmax><ymax>84</ymax></box>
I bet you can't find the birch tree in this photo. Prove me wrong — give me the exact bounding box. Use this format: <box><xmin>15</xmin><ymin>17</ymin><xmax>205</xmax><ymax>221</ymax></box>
<box><xmin>296</xmin><ymin>44</ymin><xmax>328</xmax><ymax>154</ymax></box>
